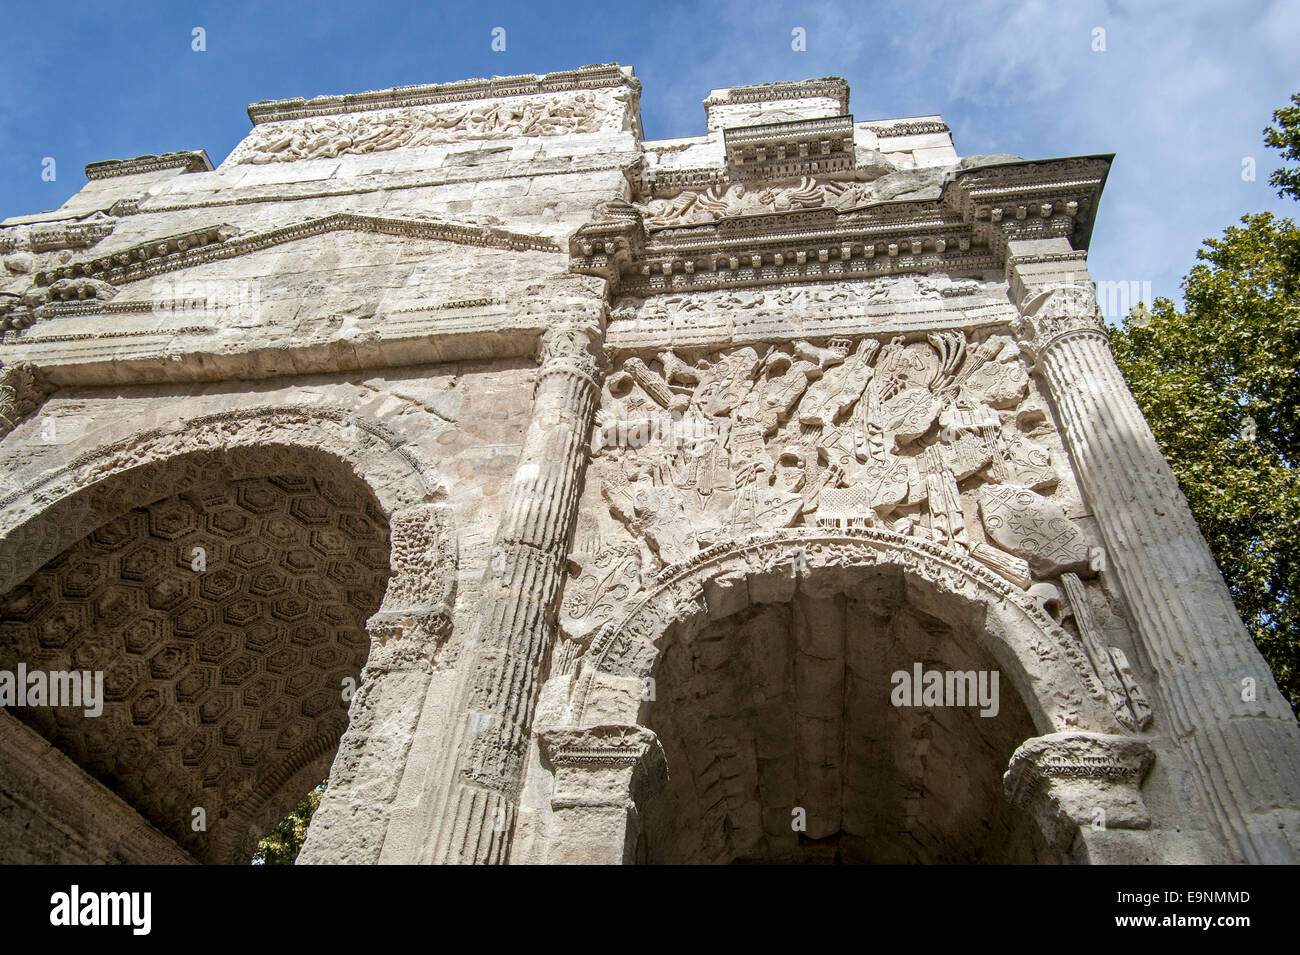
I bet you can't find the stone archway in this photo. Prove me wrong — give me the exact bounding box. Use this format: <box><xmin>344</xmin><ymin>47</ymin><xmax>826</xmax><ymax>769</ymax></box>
<box><xmin>0</xmin><ymin>405</ymin><xmax>440</xmax><ymax>596</ymax></box>
<box><xmin>0</xmin><ymin>406</ymin><xmax>456</xmax><ymax>864</ymax></box>
<box><xmin>541</xmin><ymin>529</ymin><xmax>1154</xmax><ymax>864</ymax></box>
<box><xmin>633</xmin><ymin>577</ymin><xmax>1050</xmax><ymax>863</ymax></box>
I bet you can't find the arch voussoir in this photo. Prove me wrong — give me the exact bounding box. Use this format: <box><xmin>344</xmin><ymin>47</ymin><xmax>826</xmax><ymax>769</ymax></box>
<box><xmin>572</xmin><ymin>528</ymin><xmax>1117</xmax><ymax>737</ymax></box>
<box><xmin>0</xmin><ymin>405</ymin><xmax>442</xmax><ymax>596</ymax></box>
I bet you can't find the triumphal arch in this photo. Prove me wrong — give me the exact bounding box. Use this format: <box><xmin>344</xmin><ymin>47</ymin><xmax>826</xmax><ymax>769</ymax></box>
<box><xmin>1</xmin><ymin>65</ymin><xmax>1297</xmax><ymax>864</ymax></box>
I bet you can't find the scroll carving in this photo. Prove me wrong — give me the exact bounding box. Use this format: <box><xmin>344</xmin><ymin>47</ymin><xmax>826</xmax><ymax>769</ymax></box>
<box><xmin>0</xmin><ymin>361</ymin><xmax>53</xmax><ymax>440</ymax></box>
<box><xmin>562</xmin><ymin>326</ymin><xmax>1138</xmax><ymax>738</ymax></box>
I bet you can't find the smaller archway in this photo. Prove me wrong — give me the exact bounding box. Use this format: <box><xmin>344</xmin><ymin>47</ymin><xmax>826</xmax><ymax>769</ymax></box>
<box><xmin>0</xmin><ymin>465</ymin><xmax>389</xmax><ymax>862</ymax></box>
<box><xmin>544</xmin><ymin>529</ymin><xmax>1150</xmax><ymax>864</ymax></box>
<box><xmin>633</xmin><ymin>566</ymin><xmax>1055</xmax><ymax>863</ymax></box>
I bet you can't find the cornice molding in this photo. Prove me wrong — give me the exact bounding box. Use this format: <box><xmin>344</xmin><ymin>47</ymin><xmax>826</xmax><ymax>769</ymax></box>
<box><xmin>83</xmin><ymin>151</ymin><xmax>213</xmax><ymax>181</ymax></box>
<box><xmin>570</xmin><ymin>155</ymin><xmax>1112</xmax><ymax>297</ymax></box>
<box><xmin>0</xmin><ymin>220</ymin><xmax>115</xmax><ymax>254</ymax></box>
<box><xmin>1006</xmin><ymin>250</ymin><xmax>1089</xmax><ymax>268</ymax></box>
<box><xmin>538</xmin><ymin>724</ymin><xmax>663</xmax><ymax>769</ymax></box>
<box><xmin>723</xmin><ymin>114</ymin><xmax>856</xmax><ymax>180</ymax></box>
<box><xmin>32</xmin><ymin>213</ymin><xmax>560</xmax><ymax>289</ymax></box>
<box><xmin>247</xmin><ymin>63</ymin><xmax>638</xmax><ymax>125</ymax></box>
<box><xmin>945</xmin><ymin>155</ymin><xmax>1111</xmax><ymax>253</ymax></box>
<box><xmin>871</xmin><ymin>120</ymin><xmax>951</xmax><ymax>137</ymax></box>
<box><xmin>703</xmin><ymin>77</ymin><xmax>850</xmax><ymax>111</ymax></box>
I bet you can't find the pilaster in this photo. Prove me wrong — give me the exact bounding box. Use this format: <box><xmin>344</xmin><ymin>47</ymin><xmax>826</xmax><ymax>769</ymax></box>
<box><xmin>537</xmin><ymin>725</ymin><xmax>666</xmax><ymax>864</ymax></box>
<box><xmin>298</xmin><ymin>502</ymin><xmax>457</xmax><ymax>864</ymax></box>
<box><xmin>1004</xmin><ymin>732</ymin><xmax>1156</xmax><ymax>863</ymax></box>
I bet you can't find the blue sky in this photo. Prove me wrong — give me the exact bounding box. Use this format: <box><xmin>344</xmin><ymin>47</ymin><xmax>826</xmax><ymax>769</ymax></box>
<box><xmin>1</xmin><ymin>0</ymin><xmax>1297</xmax><ymax>307</ymax></box>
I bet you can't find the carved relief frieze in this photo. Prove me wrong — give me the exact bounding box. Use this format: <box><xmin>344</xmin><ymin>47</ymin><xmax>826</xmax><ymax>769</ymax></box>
<box><xmin>569</xmin><ymin>326</ymin><xmax>1103</xmax><ymax>632</ymax></box>
<box><xmin>1</xmin><ymin>214</ymin><xmax>560</xmax><ymax>333</ymax></box>
<box><xmin>604</xmin><ymin>275</ymin><xmax>1018</xmax><ymax>352</ymax></box>
<box><xmin>571</xmin><ymin>156</ymin><xmax>1112</xmax><ymax>297</ymax></box>
<box><xmin>229</xmin><ymin>91</ymin><xmax>628</xmax><ymax>165</ymax></box>
<box><xmin>561</xmin><ymin>543</ymin><xmax>644</xmax><ymax>643</ymax></box>
<box><xmin>634</xmin><ymin>176</ymin><xmax>876</xmax><ymax>229</ymax></box>
<box><xmin>1059</xmin><ymin>573</ymin><xmax>1153</xmax><ymax>731</ymax></box>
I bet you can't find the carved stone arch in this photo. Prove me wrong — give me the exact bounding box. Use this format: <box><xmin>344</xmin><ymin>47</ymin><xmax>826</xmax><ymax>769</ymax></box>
<box><xmin>0</xmin><ymin>404</ymin><xmax>449</xmax><ymax>602</ymax></box>
<box><xmin>543</xmin><ymin>528</ymin><xmax>1153</xmax><ymax>864</ymax></box>
<box><xmin>573</xmin><ymin>528</ymin><xmax>1116</xmax><ymax>736</ymax></box>
<box><xmin>0</xmin><ymin>404</ymin><xmax>458</xmax><ymax>863</ymax></box>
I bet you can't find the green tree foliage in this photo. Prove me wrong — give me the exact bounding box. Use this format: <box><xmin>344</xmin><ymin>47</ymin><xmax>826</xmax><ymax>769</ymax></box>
<box><xmin>251</xmin><ymin>782</ymin><xmax>325</xmax><ymax>865</ymax></box>
<box><xmin>1111</xmin><ymin>96</ymin><xmax>1300</xmax><ymax>712</ymax></box>
<box><xmin>1265</xmin><ymin>93</ymin><xmax>1300</xmax><ymax>203</ymax></box>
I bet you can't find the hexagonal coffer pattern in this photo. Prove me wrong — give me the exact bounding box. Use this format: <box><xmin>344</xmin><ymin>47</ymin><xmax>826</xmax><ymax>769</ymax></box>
<box><xmin>0</xmin><ymin>474</ymin><xmax>391</xmax><ymax>863</ymax></box>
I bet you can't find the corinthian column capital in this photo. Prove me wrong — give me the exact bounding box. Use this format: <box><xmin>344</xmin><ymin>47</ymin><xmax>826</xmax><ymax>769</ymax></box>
<box><xmin>1013</xmin><ymin>283</ymin><xmax>1110</xmax><ymax>360</ymax></box>
<box><xmin>0</xmin><ymin>360</ymin><xmax>53</xmax><ymax>440</ymax></box>
<box><xmin>538</xmin><ymin>317</ymin><xmax>607</xmax><ymax>389</ymax></box>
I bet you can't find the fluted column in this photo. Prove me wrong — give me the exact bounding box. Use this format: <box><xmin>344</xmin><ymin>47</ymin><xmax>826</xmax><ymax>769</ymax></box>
<box><xmin>1008</xmin><ymin>239</ymin><xmax>1300</xmax><ymax>863</ymax></box>
<box><xmin>420</xmin><ymin>317</ymin><xmax>605</xmax><ymax>863</ymax></box>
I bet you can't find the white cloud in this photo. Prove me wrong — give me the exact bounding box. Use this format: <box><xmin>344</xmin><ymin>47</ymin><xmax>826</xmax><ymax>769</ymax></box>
<box><xmin>635</xmin><ymin>0</ymin><xmax>1300</xmax><ymax>304</ymax></box>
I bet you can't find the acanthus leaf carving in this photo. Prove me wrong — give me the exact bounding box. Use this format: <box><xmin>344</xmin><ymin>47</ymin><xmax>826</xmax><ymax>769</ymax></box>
<box><xmin>1014</xmin><ymin>284</ymin><xmax>1109</xmax><ymax>359</ymax></box>
<box><xmin>561</xmin><ymin>542</ymin><xmax>644</xmax><ymax>642</ymax></box>
<box><xmin>538</xmin><ymin>319</ymin><xmax>608</xmax><ymax>389</ymax></box>
<box><xmin>0</xmin><ymin>361</ymin><xmax>54</xmax><ymax>440</ymax></box>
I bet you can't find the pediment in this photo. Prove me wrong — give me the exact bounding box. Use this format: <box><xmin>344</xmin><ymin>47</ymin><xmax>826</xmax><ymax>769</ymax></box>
<box><xmin>2</xmin><ymin>214</ymin><xmax>562</xmax><ymax>333</ymax></box>
<box><xmin>34</xmin><ymin>213</ymin><xmax>560</xmax><ymax>287</ymax></box>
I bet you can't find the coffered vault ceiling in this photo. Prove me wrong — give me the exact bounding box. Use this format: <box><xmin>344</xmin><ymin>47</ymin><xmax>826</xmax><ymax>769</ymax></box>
<box><xmin>0</xmin><ymin>473</ymin><xmax>391</xmax><ymax>863</ymax></box>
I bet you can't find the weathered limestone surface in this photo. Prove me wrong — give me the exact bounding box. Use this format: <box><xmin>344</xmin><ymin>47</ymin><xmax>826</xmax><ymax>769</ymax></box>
<box><xmin>0</xmin><ymin>64</ymin><xmax>1295</xmax><ymax>865</ymax></box>
<box><xmin>1008</xmin><ymin>242</ymin><xmax>1300</xmax><ymax>863</ymax></box>
<box><xmin>0</xmin><ymin>710</ymin><xmax>196</xmax><ymax>863</ymax></box>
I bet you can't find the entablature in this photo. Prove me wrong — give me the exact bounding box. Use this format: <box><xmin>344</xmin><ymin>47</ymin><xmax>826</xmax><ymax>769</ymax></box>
<box><xmin>570</xmin><ymin>156</ymin><xmax>1111</xmax><ymax>297</ymax></box>
<box><xmin>723</xmin><ymin>115</ymin><xmax>857</xmax><ymax>180</ymax></box>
